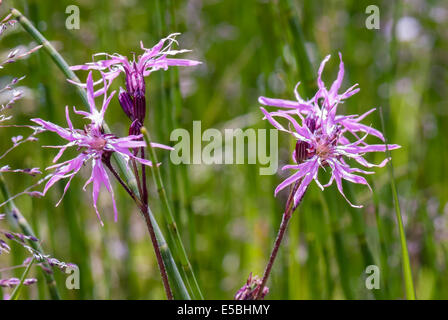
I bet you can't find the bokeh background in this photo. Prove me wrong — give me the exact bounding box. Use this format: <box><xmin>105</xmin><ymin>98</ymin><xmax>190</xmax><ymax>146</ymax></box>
<box><xmin>1</xmin><ymin>0</ymin><xmax>448</xmax><ymax>299</ymax></box>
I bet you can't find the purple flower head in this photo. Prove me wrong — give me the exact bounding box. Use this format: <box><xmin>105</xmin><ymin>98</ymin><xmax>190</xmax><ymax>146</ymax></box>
<box><xmin>260</xmin><ymin>54</ymin><xmax>400</xmax><ymax>208</ymax></box>
<box><xmin>31</xmin><ymin>71</ymin><xmax>173</xmax><ymax>225</ymax></box>
<box><xmin>234</xmin><ymin>273</ymin><xmax>269</xmax><ymax>300</ymax></box>
<box><xmin>70</xmin><ymin>33</ymin><xmax>201</xmax><ymax>123</ymax></box>
<box><xmin>259</xmin><ymin>53</ymin><xmax>386</xmax><ymax>142</ymax></box>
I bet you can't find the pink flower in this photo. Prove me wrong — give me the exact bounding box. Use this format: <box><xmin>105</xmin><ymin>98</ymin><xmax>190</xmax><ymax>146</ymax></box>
<box><xmin>70</xmin><ymin>34</ymin><xmax>201</xmax><ymax>135</ymax></box>
<box><xmin>31</xmin><ymin>72</ymin><xmax>172</xmax><ymax>225</ymax></box>
<box><xmin>70</xmin><ymin>33</ymin><xmax>201</xmax><ymax>99</ymax></box>
<box><xmin>259</xmin><ymin>53</ymin><xmax>385</xmax><ymax>142</ymax></box>
<box><xmin>260</xmin><ymin>54</ymin><xmax>400</xmax><ymax>208</ymax></box>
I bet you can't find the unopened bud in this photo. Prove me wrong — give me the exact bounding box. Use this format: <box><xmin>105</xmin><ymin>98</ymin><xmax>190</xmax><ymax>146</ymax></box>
<box><xmin>118</xmin><ymin>88</ymin><xmax>134</xmax><ymax>119</ymax></box>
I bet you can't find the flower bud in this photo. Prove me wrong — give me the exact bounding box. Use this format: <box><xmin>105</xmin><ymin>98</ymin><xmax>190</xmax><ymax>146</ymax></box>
<box><xmin>293</xmin><ymin>140</ymin><xmax>311</xmax><ymax>163</ymax></box>
<box><xmin>125</xmin><ymin>62</ymin><xmax>146</xmax><ymax>99</ymax></box>
<box><xmin>129</xmin><ymin>119</ymin><xmax>143</xmax><ymax>136</ymax></box>
<box><xmin>234</xmin><ymin>273</ymin><xmax>269</xmax><ymax>300</ymax></box>
<box><xmin>118</xmin><ymin>88</ymin><xmax>134</xmax><ymax>120</ymax></box>
<box><xmin>134</xmin><ymin>93</ymin><xmax>146</xmax><ymax>124</ymax></box>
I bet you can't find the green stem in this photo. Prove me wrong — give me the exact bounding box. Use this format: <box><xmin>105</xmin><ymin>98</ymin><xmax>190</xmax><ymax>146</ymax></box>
<box><xmin>10</xmin><ymin>258</ymin><xmax>35</xmax><ymax>300</ymax></box>
<box><xmin>141</xmin><ymin>203</ymin><xmax>173</xmax><ymax>300</ymax></box>
<box><xmin>11</xmin><ymin>8</ymin><xmax>190</xmax><ymax>300</ymax></box>
<box><xmin>112</xmin><ymin>153</ymin><xmax>190</xmax><ymax>299</ymax></box>
<box><xmin>104</xmin><ymin>159</ymin><xmax>173</xmax><ymax>299</ymax></box>
<box><xmin>0</xmin><ymin>175</ymin><xmax>60</xmax><ymax>299</ymax></box>
<box><xmin>9</xmin><ymin>9</ymin><xmax>89</xmax><ymax>109</ymax></box>
<box><xmin>371</xmin><ymin>183</ymin><xmax>391</xmax><ymax>298</ymax></box>
<box><xmin>141</xmin><ymin>127</ymin><xmax>203</xmax><ymax>299</ymax></box>
<box><xmin>345</xmin><ymin>184</ymin><xmax>381</xmax><ymax>299</ymax></box>
<box><xmin>319</xmin><ymin>192</ymin><xmax>354</xmax><ymax>299</ymax></box>
<box><xmin>283</xmin><ymin>0</ymin><xmax>315</xmax><ymax>83</ymax></box>
<box><xmin>379</xmin><ymin>108</ymin><xmax>416</xmax><ymax>300</ymax></box>
<box><xmin>155</xmin><ymin>0</ymin><xmax>202</xmax><ymax>299</ymax></box>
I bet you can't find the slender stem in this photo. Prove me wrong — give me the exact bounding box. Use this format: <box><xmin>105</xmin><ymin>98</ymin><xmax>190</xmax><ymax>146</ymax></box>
<box><xmin>9</xmin><ymin>9</ymin><xmax>89</xmax><ymax>109</ymax></box>
<box><xmin>0</xmin><ymin>175</ymin><xmax>60</xmax><ymax>300</ymax></box>
<box><xmin>281</xmin><ymin>0</ymin><xmax>315</xmax><ymax>85</ymax></box>
<box><xmin>141</xmin><ymin>127</ymin><xmax>203</xmax><ymax>299</ymax></box>
<box><xmin>318</xmin><ymin>192</ymin><xmax>354</xmax><ymax>299</ymax></box>
<box><xmin>10</xmin><ymin>257</ymin><xmax>35</xmax><ymax>300</ymax></box>
<box><xmin>257</xmin><ymin>213</ymin><xmax>291</xmax><ymax>300</ymax></box>
<box><xmin>114</xmin><ymin>152</ymin><xmax>190</xmax><ymax>299</ymax></box>
<box><xmin>141</xmin><ymin>205</ymin><xmax>173</xmax><ymax>300</ymax></box>
<box><xmin>345</xmin><ymin>184</ymin><xmax>381</xmax><ymax>299</ymax></box>
<box><xmin>0</xmin><ymin>263</ymin><xmax>28</xmax><ymax>273</ymax></box>
<box><xmin>256</xmin><ymin>181</ymin><xmax>303</xmax><ymax>299</ymax></box>
<box><xmin>11</xmin><ymin>8</ymin><xmax>190</xmax><ymax>299</ymax></box>
<box><xmin>158</xmin><ymin>0</ymin><xmax>202</xmax><ymax>299</ymax></box>
<box><xmin>131</xmin><ymin>158</ymin><xmax>143</xmax><ymax>200</ymax></box>
<box><xmin>379</xmin><ymin>107</ymin><xmax>416</xmax><ymax>300</ymax></box>
<box><xmin>371</xmin><ymin>183</ymin><xmax>390</xmax><ymax>298</ymax></box>
<box><xmin>136</xmin><ymin>146</ymin><xmax>171</xmax><ymax>298</ymax></box>
<box><xmin>104</xmin><ymin>160</ymin><xmax>173</xmax><ymax>299</ymax></box>
<box><xmin>144</xmin><ymin>204</ymin><xmax>190</xmax><ymax>299</ymax></box>
<box><xmin>140</xmin><ymin>148</ymin><xmax>149</xmax><ymax>206</ymax></box>
<box><xmin>103</xmin><ymin>160</ymin><xmax>142</xmax><ymax>208</ymax></box>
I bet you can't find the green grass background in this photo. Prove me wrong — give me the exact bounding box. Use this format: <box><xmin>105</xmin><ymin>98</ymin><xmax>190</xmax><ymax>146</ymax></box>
<box><xmin>1</xmin><ymin>0</ymin><xmax>447</xmax><ymax>299</ymax></box>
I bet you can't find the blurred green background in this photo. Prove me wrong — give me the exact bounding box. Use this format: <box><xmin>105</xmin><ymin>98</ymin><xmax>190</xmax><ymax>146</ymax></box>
<box><xmin>1</xmin><ymin>0</ymin><xmax>448</xmax><ymax>299</ymax></box>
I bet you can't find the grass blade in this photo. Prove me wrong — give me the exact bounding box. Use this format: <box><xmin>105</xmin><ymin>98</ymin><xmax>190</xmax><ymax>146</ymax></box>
<box><xmin>10</xmin><ymin>257</ymin><xmax>35</xmax><ymax>300</ymax></box>
<box><xmin>0</xmin><ymin>175</ymin><xmax>61</xmax><ymax>300</ymax></box>
<box><xmin>379</xmin><ymin>107</ymin><xmax>416</xmax><ymax>300</ymax></box>
<box><xmin>141</xmin><ymin>127</ymin><xmax>203</xmax><ymax>299</ymax></box>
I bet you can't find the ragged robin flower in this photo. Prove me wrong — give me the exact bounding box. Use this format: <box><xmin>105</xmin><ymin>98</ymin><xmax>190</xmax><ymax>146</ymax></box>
<box><xmin>70</xmin><ymin>33</ymin><xmax>201</xmax><ymax>129</ymax></box>
<box><xmin>31</xmin><ymin>71</ymin><xmax>172</xmax><ymax>225</ymax></box>
<box><xmin>259</xmin><ymin>54</ymin><xmax>400</xmax><ymax>208</ymax></box>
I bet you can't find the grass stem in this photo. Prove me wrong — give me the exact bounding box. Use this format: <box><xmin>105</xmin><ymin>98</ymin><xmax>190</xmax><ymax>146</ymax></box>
<box><xmin>0</xmin><ymin>175</ymin><xmax>60</xmax><ymax>299</ymax></box>
<box><xmin>10</xmin><ymin>257</ymin><xmax>35</xmax><ymax>300</ymax></box>
<box><xmin>379</xmin><ymin>107</ymin><xmax>416</xmax><ymax>300</ymax></box>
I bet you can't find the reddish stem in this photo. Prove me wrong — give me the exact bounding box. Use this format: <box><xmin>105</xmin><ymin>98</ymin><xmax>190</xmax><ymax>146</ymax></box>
<box><xmin>104</xmin><ymin>160</ymin><xmax>173</xmax><ymax>300</ymax></box>
<box><xmin>256</xmin><ymin>181</ymin><xmax>305</xmax><ymax>299</ymax></box>
<box><xmin>140</xmin><ymin>147</ymin><xmax>148</xmax><ymax>206</ymax></box>
<box><xmin>141</xmin><ymin>203</ymin><xmax>173</xmax><ymax>300</ymax></box>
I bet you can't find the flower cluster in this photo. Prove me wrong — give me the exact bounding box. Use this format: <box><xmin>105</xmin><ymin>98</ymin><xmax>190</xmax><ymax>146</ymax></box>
<box><xmin>260</xmin><ymin>53</ymin><xmax>400</xmax><ymax>208</ymax></box>
<box><xmin>25</xmin><ymin>31</ymin><xmax>202</xmax><ymax>225</ymax></box>
<box><xmin>31</xmin><ymin>71</ymin><xmax>173</xmax><ymax>225</ymax></box>
<box><xmin>1</xmin><ymin>14</ymin><xmax>205</xmax><ymax>299</ymax></box>
<box><xmin>26</xmin><ymin>34</ymin><xmax>200</xmax><ymax>225</ymax></box>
